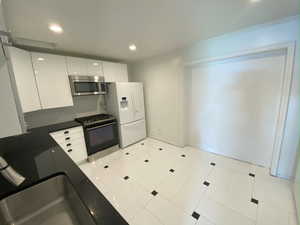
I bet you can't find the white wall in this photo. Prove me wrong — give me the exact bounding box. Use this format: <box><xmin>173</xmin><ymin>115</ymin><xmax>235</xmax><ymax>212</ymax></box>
<box><xmin>293</xmin><ymin>143</ymin><xmax>300</xmax><ymax>222</ymax></box>
<box><xmin>130</xmin><ymin>52</ymin><xmax>185</xmax><ymax>146</ymax></box>
<box><xmin>130</xmin><ymin>16</ymin><xmax>300</xmax><ymax>179</ymax></box>
<box><xmin>188</xmin><ymin>51</ymin><xmax>287</xmax><ymax>168</ymax></box>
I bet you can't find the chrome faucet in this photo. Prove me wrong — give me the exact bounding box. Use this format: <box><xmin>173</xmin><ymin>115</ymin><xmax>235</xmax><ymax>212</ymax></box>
<box><xmin>0</xmin><ymin>156</ymin><xmax>25</xmax><ymax>186</ymax></box>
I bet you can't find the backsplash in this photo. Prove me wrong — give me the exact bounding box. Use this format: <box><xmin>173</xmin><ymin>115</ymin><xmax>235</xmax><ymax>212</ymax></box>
<box><xmin>24</xmin><ymin>95</ymin><xmax>107</xmax><ymax>129</ymax></box>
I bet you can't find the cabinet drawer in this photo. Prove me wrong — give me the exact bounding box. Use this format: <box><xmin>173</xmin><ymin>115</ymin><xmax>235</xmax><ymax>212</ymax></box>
<box><xmin>58</xmin><ymin>138</ymin><xmax>86</xmax><ymax>150</ymax></box>
<box><xmin>63</xmin><ymin>143</ymin><xmax>87</xmax><ymax>164</ymax></box>
<box><xmin>50</xmin><ymin>126</ymin><xmax>84</xmax><ymax>139</ymax></box>
<box><xmin>52</xmin><ymin>132</ymin><xmax>84</xmax><ymax>144</ymax></box>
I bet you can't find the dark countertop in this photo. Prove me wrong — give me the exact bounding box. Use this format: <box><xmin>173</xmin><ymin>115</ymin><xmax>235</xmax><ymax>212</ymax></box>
<box><xmin>0</xmin><ymin>121</ymin><xmax>128</xmax><ymax>225</ymax></box>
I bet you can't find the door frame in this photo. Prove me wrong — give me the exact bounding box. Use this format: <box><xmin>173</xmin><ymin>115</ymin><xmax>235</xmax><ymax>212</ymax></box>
<box><xmin>184</xmin><ymin>41</ymin><xmax>296</xmax><ymax>176</ymax></box>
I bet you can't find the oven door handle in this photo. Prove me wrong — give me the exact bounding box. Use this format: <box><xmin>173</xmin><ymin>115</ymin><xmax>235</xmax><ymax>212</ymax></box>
<box><xmin>86</xmin><ymin>122</ymin><xmax>117</xmax><ymax>131</ymax></box>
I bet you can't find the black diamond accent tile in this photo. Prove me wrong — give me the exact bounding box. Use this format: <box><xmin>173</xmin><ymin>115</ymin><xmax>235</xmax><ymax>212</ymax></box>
<box><xmin>144</xmin><ymin>159</ymin><xmax>149</xmax><ymax>163</ymax></box>
<box><xmin>203</xmin><ymin>181</ymin><xmax>210</xmax><ymax>186</ymax></box>
<box><xmin>210</xmin><ymin>162</ymin><xmax>216</xmax><ymax>166</ymax></box>
<box><xmin>125</xmin><ymin>152</ymin><xmax>130</xmax><ymax>155</ymax></box>
<box><xmin>141</xmin><ymin>143</ymin><xmax>144</xmax><ymax>145</ymax></box>
<box><xmin>192</xmin><ymin>211</ymin><xmax>200</xmax><ymax>220</ymax></box>
<box><xmin>169</xmin><ymin>169</ymin><xmax>175</xmax><ymax>173</ymax></box>
<box><xmin>104</xmin><ymin>165</ymin><xmax>109</xmax><ymax>169</ymax></box>
<box><xmin>123</xmin><ymin>176</ymin><xmax>129</xmax><ymax>180</ymax></box>
<box><xmin>181</xmin><ymin>154</ymin><xmax>186</xmax><ymax>158</ymax></box>
<box><xmin>158</xmin><ymin>147</ymin><xmax>163</xmax><ymax>151</ymax></box>
<box><xmin>249</xmin><ymin>173</ymin><xmax>255</xmax><ymax>177</ymax></box>
<box><xmin>151</xmin><ymin>190</ymin><xmax>158</xmax><ymax>196</ymax></box>
<box><xmin>251</xmin><ymin>198</ymin><xmax>259</xmax><ymax>204</ymax></box>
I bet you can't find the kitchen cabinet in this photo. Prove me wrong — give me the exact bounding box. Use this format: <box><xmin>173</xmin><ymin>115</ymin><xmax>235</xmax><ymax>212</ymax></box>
<box><xmin>50</xmin><ymin>126</ymin><xmax>88</xmax><ymax>164</ymax></box>
<box><xmin>8</xmin><ymin>47</ymin><xmax>42</xmax><ymax>112</ymax></box>
<box><xmin>102</xmin><ymin>61</ymin><xmax>128</xmax><ymax>82</ymax></box>
<box><xmin>0</xmin><ymin>45</ymin><xmax>23</xmax><ymax>138</ymax></box>
<box><xmin>66</xmin><ymin>57</ymin><xmax>87</xmax><ymax>75</ymax></box>
<box><xmin>31</xmin><ymin>53</ymin><xmax>73</xmax><ymax>109</ymax></box>
<box><xmin>87</xmin><ymin>59</ymin><xmax>103</xmax><ymax>76</ymax></box>
<box><xmin>66</xmin><ymin>57</ymin><xmax>103</xmax><ymax>76</ymax></box>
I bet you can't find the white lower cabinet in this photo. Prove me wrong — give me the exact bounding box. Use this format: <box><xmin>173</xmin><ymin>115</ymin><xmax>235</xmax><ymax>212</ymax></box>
<box><xmin>50</xmin><ymin>126</ymin><xmax>87</xmax><ymax>164</ymax></box>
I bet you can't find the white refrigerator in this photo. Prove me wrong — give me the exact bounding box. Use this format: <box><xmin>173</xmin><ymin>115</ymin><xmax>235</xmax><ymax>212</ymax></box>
<box><xmin>106</xmin><ymin>82</ymin><xmax>146</xmax><ymax>148</ymax></box>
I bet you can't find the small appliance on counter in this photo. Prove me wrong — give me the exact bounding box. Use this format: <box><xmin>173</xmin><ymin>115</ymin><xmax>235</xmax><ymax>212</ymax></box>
<box><xmin>106</xmin><ymin>82</ymin><xmax>146</xmax><ymax>148</ymax></box>
<box><xmin>75</xmin><ymin>114</ymin><xmax>119</xmax><ymax>160</ymax></box>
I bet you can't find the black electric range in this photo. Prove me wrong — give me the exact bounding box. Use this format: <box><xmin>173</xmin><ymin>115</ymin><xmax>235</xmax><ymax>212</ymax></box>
<box><xmin>75</xmin><ymin>114</ymin><xmax>119</xmax><ymax>156</ymax></box>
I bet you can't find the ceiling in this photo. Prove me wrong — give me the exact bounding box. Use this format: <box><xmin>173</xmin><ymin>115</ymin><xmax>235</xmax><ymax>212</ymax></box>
<box><xmin>3</xmin><ymin>0</ymin><xmax>299</xmax><ymax>62</ymax></box>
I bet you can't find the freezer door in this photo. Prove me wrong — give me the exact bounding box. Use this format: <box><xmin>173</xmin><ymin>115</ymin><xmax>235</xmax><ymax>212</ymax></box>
<box><xmin>119</xmin><ymin>119</ymin><xmax>146</xmax><ymax>148</ymax></box>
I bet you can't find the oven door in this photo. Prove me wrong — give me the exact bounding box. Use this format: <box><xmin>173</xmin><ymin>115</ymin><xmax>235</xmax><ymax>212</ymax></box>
<box><xmin>84</xmin><ymin>122</ymin><xmax>119</xmax><ymax>156</ymax></box>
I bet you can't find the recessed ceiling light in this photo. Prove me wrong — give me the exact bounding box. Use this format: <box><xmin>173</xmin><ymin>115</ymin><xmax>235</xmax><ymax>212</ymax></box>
<box><xmin>250</xmin><ymin>0</ymin><xmax>261</xmax><ymax>3</ymax></box>
<box><xmin>49</xmin><ymin>23</ymin><xmax>63</xmax><ymax>33</ymax></box>
<box><xmin>129</xmin><ymin>44</ymin><xmax>137</xmax><ymax>51</ymax></box>
<box><xmin>37</xmin><ymin>57</ymin><xmax>45</xmax><ymax>61</ymax></box>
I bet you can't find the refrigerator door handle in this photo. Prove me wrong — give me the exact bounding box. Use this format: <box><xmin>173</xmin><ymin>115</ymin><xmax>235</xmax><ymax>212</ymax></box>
<box><xmin>131</xmin><ymin>93</ymin><xmax>138</xmax><ymax>113</ymax></box>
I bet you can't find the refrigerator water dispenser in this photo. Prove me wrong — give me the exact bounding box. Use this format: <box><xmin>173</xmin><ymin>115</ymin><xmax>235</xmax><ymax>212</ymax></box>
<box><xmin>120</xmin><ymin>97</ymin><xmax>128</xmax><ymax>109</ymax></box>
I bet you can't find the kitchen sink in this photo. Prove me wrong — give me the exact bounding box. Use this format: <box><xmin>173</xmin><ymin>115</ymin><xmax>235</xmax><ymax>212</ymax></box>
<box><xmin>0</xmin><ymin>174</ymin><xmax>96</xmax><ymax>225</ymax></box>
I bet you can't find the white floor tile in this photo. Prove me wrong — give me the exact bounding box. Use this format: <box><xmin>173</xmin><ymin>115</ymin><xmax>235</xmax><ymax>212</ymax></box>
<box><xmin>196</xmin><ymin>216</ymin><xmax>215</xmax><ymax>225</ymax></box>
<box><xmin>146</xmin><ymin>196</ymin><xmax>197</xmax><ymax>225</ymax></box>
<box><xmin>206</xmin><ymin>167</ymin><xmax>257</xmax><ymax>220</ymax></box>
<box><xmin>170</xmin><ymin>178</ymin><xmax>208</xmax><ymax>214</ymax></box>
<box><xmin>131</xmin><ymin>209</ymin><xmax>163</xmax><ymax>225</ymax></box>
<box><xmin>196</xmin><ymin>194</ymin><xmax>255</xmax><ymax>225</ymax></box>
<box><xmin>79</xmin><ymin>138</ymin><xmax>296</xmax><ymax>225</ymax></box>
<box><xmin>254</xmin><ymin>175</ymin><xmax>294</xmax><ymax>213</ymax></box>
<box><xmin>256</xmin><ymin>201</ymin><xmax>289</xmax><ymax>225</ymax></box>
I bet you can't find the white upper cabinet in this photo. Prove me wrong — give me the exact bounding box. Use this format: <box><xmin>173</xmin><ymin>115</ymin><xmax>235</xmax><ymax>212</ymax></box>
<box><xmin>8</xmin><ymin>47</ymin><xmax>42</xmax><ymax>113</ymax></box>
<box><xmin>102</xmin><ymin>61</ymin><xmax>128</xmax><ymax>82</ymax></box>
<box><xmin>31</xmin><ymin>53</ymin><xmax>73</xmax><ymax>109</ymax></box>
<box><xmin>86</xmin><ymin>59</ymin><xmax>103</xmax><ymax>76</ymax></box>
<box><xmin>66</xmin><ymin>57</ymin><xmax>103</xmax><ymax>76</ymax></box>
<box><xmin>66</xmin><ymin>57</ymin><xmax>88</xmax><ymax>75</ymax></box>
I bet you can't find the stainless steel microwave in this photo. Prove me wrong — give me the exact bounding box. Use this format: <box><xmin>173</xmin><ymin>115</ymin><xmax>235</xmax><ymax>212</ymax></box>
<box><xmin>69</xmin><ymin>75</ymin><xmax>106</xmax><ymax>96</ymax></box>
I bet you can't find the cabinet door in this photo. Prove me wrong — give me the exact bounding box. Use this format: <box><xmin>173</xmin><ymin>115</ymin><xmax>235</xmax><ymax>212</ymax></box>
<box><xmin>8</xmin><ymin>47</ymin><xmax>41</xmax><ymax>112</ymax></box>
<box><xmin>87</xmin><ymin>59</ymin><xmax>103</xmax><ymax>76</ymax></box>
<box><xmin>119</xmin><ymin>64</ymin><xmax>128</xmax><ymax>82</ymax></box>
<box><xmin>0</xmin><ymin>47</ymin><xmax>23</xmax><ymax>138</ymax></box>
<box><xmin>66</xmin><ymin>57</ymin><xmax>88</xmax><ymax>75</ymax></box>
<box><xmin>32</xmin><ymin>53</ymin><xmax>73</xmax><ymax>109</ymax></box>
<box><xmin>103</xmin><ymin>61</ymin><xmax>128</xmax><ymax>82</ymax></box>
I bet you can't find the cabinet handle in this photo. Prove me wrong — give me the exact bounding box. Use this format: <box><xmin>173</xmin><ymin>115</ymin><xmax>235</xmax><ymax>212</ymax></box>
<box><xmin>65</xmin><ymin>137</ymin><xmax>70</xmax><ymax>141</ymax></box>
<box><xmin>64</xmin><ymin>131</ymin><xmax>69</xmax><ymax>134</ymax></box>
<box><xmin>66</xmin><ymin>143</ymin><xmax>72</xmax><ymax>147</ymax></box>
<box><xmin>67</xmin><ymin>149</ymin><xmax>73</xmax><ymax>153</ymax></box>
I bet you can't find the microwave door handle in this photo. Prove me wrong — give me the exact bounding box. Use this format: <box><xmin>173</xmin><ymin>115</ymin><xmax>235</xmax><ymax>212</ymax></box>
<box><xmin>86</xmin><ymin>122</ymin><xmax>116</xmax><ymax>131</ymax></box>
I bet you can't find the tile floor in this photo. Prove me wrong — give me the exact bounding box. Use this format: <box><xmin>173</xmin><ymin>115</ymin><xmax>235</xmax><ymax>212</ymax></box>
<box><xmin>79</xmin><ymin>138</ymin><xmax>297</xmax><ymax>225</ymax></box>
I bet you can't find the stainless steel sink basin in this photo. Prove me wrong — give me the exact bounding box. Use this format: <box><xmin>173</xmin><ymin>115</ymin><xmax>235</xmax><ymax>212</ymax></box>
<box><xmin>0</xmin><ymin>175</ymin><xmax>96</xmax><ymax>225</ymax></box>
